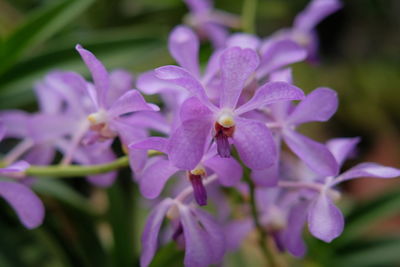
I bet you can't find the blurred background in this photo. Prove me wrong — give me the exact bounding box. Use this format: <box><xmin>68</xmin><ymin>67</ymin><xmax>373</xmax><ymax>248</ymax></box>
<box><xmin>0</xmin><ymin>0</ymin><xmax>399</xmax><ymax>266</ymax></box>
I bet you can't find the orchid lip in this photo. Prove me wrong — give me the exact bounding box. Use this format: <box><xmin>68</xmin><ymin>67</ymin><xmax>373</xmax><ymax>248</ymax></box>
<box><xmin>188</xmin><ymin>171</ymin><xmax>207</xmax><ymax>206</ymax></box>
<box><xmin>87</xmin><ymin>109</ymin><xmax>108</xmax><ymax>125</ymax></box>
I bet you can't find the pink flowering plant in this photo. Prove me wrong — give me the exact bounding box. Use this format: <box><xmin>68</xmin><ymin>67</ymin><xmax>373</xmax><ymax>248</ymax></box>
<box><xmin>0</xmin><ymin>0</ymin><xmax>399</xmax><ymax>266</ymax></box>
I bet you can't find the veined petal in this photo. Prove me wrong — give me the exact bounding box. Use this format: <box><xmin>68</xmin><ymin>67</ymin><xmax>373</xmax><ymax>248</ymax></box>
<box><xmin>0</xmin><ymin>181</ymin><xmax>44</xmax><ymax>229</ymax></box>
<box><xmin>108</xmin><ymin>90</ymin><xmax>159</xmax><ymax>118</ymax></box>
<box><xmin>203</xmin><ymin>155</ymin><xmax>243</xmax><ymax>186</ymax></box>
<box><xmin>180</xmin><ymin>97</ymin><xmax>213</xmax><ymax>122</ymax></box>
<box><xmin>177</xmin><ymin>204</ymin><xmax>213</xmax><ymax>267</ymax></box>
<box><xmin>256</xmin><ymin>39</ymin><xmax>307</xmax><ymax>79</ymax></box>
<box><xmin>287</xmin><ymin>87</ymin><xmax>338</xmax><ymax>125</ymax></box>
<box><xmin>202</xmin><ymin>22</ymin><xmax>228</xmax><ymax>49</ymax></box>
<box><xmin>326</xmin><ymin>137</ymin><xmax>360</xmax><ymax>167</ymax></box>
<box><xmin>138</xmin><ymin>156</ymin><xmax>179</xmax><ymax>199</ymax></box>
<box><xmin>141</xmin><ymin>198</ymin><xmax>175</xmax><ymax>267</ymax></box>
<box><xmin>167</xmin><ymin>118</ymin><xmax>212</xmax><ymax>170</ymax></box>
<box><xmin>233</xmin><ymin>118</ymin><xmax>277</xmax><ymax>170</ymax></box>
<box><xmin>235</xmin><ymin>82</ymin><xmax>305</xmax><ymax>115</ymax></box>
<box><xmin>308</xmin><ymin>193</ymin><xmax>344</xmax><ymax>242</ymax></box>
<box><xmin>332</xmin><ymin>163</ymin><xmax>400</xmax><ymax>186</ymax></box>
<box><xmin>137</xmin><ymin>71</ymin><xmax>183</xmax><ymax>95</ymax></box>
<box><xmin>283</xmin><ymin>130</ymin><xmax>339</xmax><ymax>176</ymax></box>
<box><xmin>169</xmin><ymin>25</ymin><xmax>200</xmax><ymax>77</ymax></box>
<box><xmin>107</xmin><ymin>70</ymin><xmax>134</xmax><ymax>105</ymax></box>
<box><xmin>155</xmin><ymin>66</ymin><xmax>217</xmax><ymax>112</ymax></box>
<box><xmin>76</xmin><ymin>44</ymin><xmax>110</xmax><ymax>108</ymax></box>
<box><xmin>294</xmin><ymin>0</ymin><xmax>342</xmax><ymax>32</ymax></box>
<box><xmin>220</xmin><ymin>47</ymin><xmax>259</xmax><ymax>109</ymax></box>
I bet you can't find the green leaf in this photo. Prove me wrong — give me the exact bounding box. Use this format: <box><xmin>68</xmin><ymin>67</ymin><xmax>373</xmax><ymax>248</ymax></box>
<box><xmin>149</xmin><ymin>242</ymin><xmax>184</xmax><ymax>267</ymax></box>
<box><xmin>333</xmin><ymin>237</ymin><xmax>400</xmax><ymax>267</ymax></box>
<box><xmin>32</xmin><ymin>179</ymin><xmax>94</xmax><ymax>215</ymax></box>
<box><xmin>335</xmin><ymin>188</ymin><xmax>400</xmax><ymax>246</ymax></box>
<box><xmin>0</xmin><ymin>0</ymin><xmax>95</xmax><ymax>74</ymax></box>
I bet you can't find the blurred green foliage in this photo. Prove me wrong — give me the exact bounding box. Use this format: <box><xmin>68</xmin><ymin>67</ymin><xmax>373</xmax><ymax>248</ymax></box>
<box><xmin>0</xmin><ymin>0</ymin><xmax>399</xmax><ymax>266</ymax></box>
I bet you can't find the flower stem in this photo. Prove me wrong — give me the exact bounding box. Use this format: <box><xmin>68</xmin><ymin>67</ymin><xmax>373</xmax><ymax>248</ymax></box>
<box><xmin>25</xmin><ymin>156</ymin><xmax>129</xmax><ymax>178</ymax></box>
<box><xmin>244</xmin><ymin>176</ymin><xmax>278</xmax><ymax>267</ymax></box>
<box><xmin>242</xmin><ymin>0</ymin><xmax>257</xmax><ymax>34</ymax></box>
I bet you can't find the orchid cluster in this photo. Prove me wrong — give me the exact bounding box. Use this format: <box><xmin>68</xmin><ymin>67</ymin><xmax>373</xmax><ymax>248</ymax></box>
<box><xmin>0</xmin><ymin>0</ymin><xmax>399</xmax><ymax>266</ymax></box>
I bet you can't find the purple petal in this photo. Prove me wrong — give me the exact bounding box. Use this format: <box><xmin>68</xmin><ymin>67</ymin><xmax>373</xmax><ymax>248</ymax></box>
<box><xmin>226</xmin><ymin>33</ymin><xmax>261</xmax><ymax>50</ymax></box>
<box><xmin>0</xmin><ymin>123</ymin><xmax>5</xmax><ymax>140</ymax></box>
<box><xmin>235</xmin><ymin>81</ymin><xmax>305</xmax><ymax>115</ymax></box>
<box><xmin>0</xmin><ymin>181</ymin><xmax>44</xmax><ymax>229</ymax></box>
<box><xmin>138</xmin><ymin>157</ymin><xmax>179</xmax><ymax>199</ymax></box>
<box><xmin>256</xmin><ymin>39</ymin><xmax>307</xmax><ymax>79</ymax></box>
<box><xmin>141</xmin><ymin>198</ymin><xmax>175</xmax><ymax>267</ymax></box>
<box><xmin>0</xmin><ymin>161</ymin><xmax>30</xmax><ymax>175</ymax></box>
<box><xmin>129</xmin><ymin>137</ymin><xmax>168</xmax><ymax>154</ymax></box>
<box><xmin>202</xmin><ymin>22</ymin><xmax>229</xmax><ymax>49</ymax></box>
<box><xmin>224</xmin><ymin>219</ymin><xmax>253</xmax><ymax>251</ymax></box>
<box><xmin>155</xmin><ymin>66</ymin><xmax>217</xmax><ymax>111</ymax></box>
<box><xmin>177</xmin><ymin>204</ymin><xmax>213</xmax><ymax>267</ymax></box>
<box><xmin>0</xmin><ymin>110</ymin><xmax>29</xmax><ymax>138</ymax></box>
<box><xmin>76</xmin><ymin>44</ymin><xmax>110</xmax><ymax>108</ymax></box>
<box><xmin>220</xmin><ymin>47</ymin><xmax>259</xmax><ymax>109</ymax></box>
<box><xmin>203</xmin><ymin>155</ymin><xmax>243</xmax><ymax>186</ymax></box>
<box><xmin>86</xmin><ymin>148</ymin><xmax>117</xmax><ymax>187</ymax></box>
<box><xmin>28</xmin><ymin>114</ymin><xmax>76</xmax><ymax>143</ymax></box>
<box><xmin>282</xmin><ymin>201</ymin><xmax>309</xmax><ymax>257</ymax></box>
<box><xmin>283</xmin><ymin>130</ymin><xmax>339</xmax><ymax>176</ymax></box>
<box><xmin>308</xmin><ymin>193</ymin><xmax>344</xmax><ymax>242</ymax></box>
<box><xmin>233</xmin><ymin>118</ymin><xmax>277</xmax><ymax>170</ymax></box>
<box><xmin>294</xmin><ymin>0</ymin><xmax>342</xmax><ymax>32</ymax></box>
<box><xmin>326</xmin><ymin>137</ymin><xmax>360</xmax><ymax>167</ymax></box>
<box><xmin>184</xmin><ymin>0</ymin><xmax>211</xmax><ymax>13</ymax></box>
<box><xmin>192</xmin><ymin>207</ymin><xmax>226</xmax><ymax>264</ymax></box>
<box><xmin>251</xmin><ymin>163</ymin><xmax>279</xmax><ymax>187</ymax></box>
<box><xmin>169</xmin><ymin>25</ymin><xmax>200</xmax><ymax>77</ymax></box>
<box><xmin>137</xmin><ymin>71</ymin><xmax>183</xmax><ymax>95</ymax></box>
<box><xmin>269</xmin><ymin>68</ymin><xmax>293</xmax><ymax>83</ymax></box>
<box><xmin>333</xmin><ymin>163</ymin><xmax>400</xmax><ymax>186</ymax></box>
<box><xmin>106</xmin><ymin>70</ymin><xmax>133</xmax><ymax>105</ymax></box>
<box><xmin>24</xmin><ymin>145</ymin><xmax>55</xmax><ymax>166</ymax></box>
<box><xmin>167</xmin><ymin>118</ymin><xmax>212</xmax><ymax>170</ymax></box>
<box><xmin>180</xmin><ymin>96</ymin><xmax>213</xmax><ymax>123</ymax></box>
<box><xmin>108</xmin><ymin>90</ymin><xmax>159</xmax><ymax>118</ymax></box>
<box><xmin>287</xmin><ymin>87</ymin><xmax>338</xmax><ymax>125</ymax></box>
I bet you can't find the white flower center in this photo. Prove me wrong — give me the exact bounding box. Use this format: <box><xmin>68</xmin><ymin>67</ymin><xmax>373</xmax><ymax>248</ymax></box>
<box><xmin>87</xmin><ymin>109</ymin><xmax>108</xmax><ymax>125</ymax></box>
<box><xmin>217</xmin><ymin>110</ymin><xmax>235</xmax><ymax>128</ymax></box>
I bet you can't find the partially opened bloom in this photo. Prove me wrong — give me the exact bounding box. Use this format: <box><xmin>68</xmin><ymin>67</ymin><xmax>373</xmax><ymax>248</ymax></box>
<box><xmin>261</xmin><ymin>0</ymin><xmax>342</xmax><ymax>62</ymax></box>
<box><xmin>183</xmin><ymin>0</ymin><xmax>240</xmax><ymax>48</ymax></box>
<box><xmin>155</xmin><ymin>46</ymin><xmax>305</xmax><ymax>171</ymax></box>
<box><xmin>141</xmin><ymin>198</ymin><xmax>225</xmax><ymax>267</ymax></box>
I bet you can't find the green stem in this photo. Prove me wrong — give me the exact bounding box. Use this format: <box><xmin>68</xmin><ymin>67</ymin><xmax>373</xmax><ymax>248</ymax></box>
<box><xmin>242</xmin><ymin>0</ymin><xmax>257</xmax><ymax>34</ymax></box>
<box><xmin>25</xmin><ymin>156</ymin><xmax>129</xmax><ymax>178</ymax></box>
<box><xmin>244</xmin><ymin>176</ymin><xmax>278</xmax><ymax>267</ymax></box>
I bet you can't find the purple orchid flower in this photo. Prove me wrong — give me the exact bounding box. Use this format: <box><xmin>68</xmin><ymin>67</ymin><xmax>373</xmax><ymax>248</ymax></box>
<box><xmin>154</xmin><ymin>47</ymin><xmax>305</xmax><ymax>171</ymax></box>
<box><xmin>141</xmin><ymin>198</ymin><xmax>225</xmax><ymax>267</ymax></box>
<box><xmin>183</xmin><ymin>0</ymin><xmax>240</xmax><ymax>48</ymax></box>
<box><xmin>260</xmin><ymin>0</ymin><xmax>342</xmax><ymax>62</ymax></box>
<box><xmin>279</xmin><ymin>137</ymin><xmax>400</xmax><ymax>243</ymax></box>
<box><xmin>130</xmin><ymin>137</ymin><xmax>242</xmax><ymax>206</ymax></box>
<box><xmin>0</xmin><ymin>124</ymin><xmax>44</xmax><ymax>229</ymax></box>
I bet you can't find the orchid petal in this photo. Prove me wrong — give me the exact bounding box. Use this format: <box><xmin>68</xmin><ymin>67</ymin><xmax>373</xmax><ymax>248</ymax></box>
<box><xmin>233</xmin><ymin>118</ymin><xmax>277</xmax><ymax>170</ymax></box>
<box><xmin>294</xmin><ymin>0</ymin><xmax>342</xmax><ymax>32</ymax></box>
<box><xmin>256</xmin><ymin>39</ymin><xmax>307</xmax><ymax>79</ymax></box>
<box><xmin>137</xmin><ymin>71</ymin><xmax>182</xmax><ymax>95</ymax></box>
<box><xmin>226</xmin><ymin>33</ymin><xmax>261</xmax><ymax>50</ymax></box>
<box><xmin>138</xmin><ymin>157</ymin><xmax>179</xmax><ymax>199</ymax></box>
<box><xmin>283</xmin><ymin>130</ymin><xmax>339</xmax><ymax>176</ymax></box>
<box><xmin>76</xmin><ymin>44</ymin><xmax>110</xmax><ymax>108</ymax></box>
<box><xmin>235</xmin><ymin>82</ymin><xmax>305</xmax><ymax>115</ymax></box>
<box><xmin>167</xmin><ymin>118</ymin><xmax>212</xmax><ymax>170</ymax></box>
<box><xmin>180</xmin><ymin>96</ymin><xmax>213</xmax><ymax>123</ymax></box>
<box><xmin>308</xmin><ymin>193</ymin><xmax>344</xmax><ymax>242</ymax></box>
<box><xmin>333</xmin><ymin>163</ymin><xmax>400</xmax><ymax>186</ymax></box>
<box><xmin>0</xmin><ymin>110</ymin><xmax>29</xmax><ymax>138</ymax></box>
<box><xmin>169</xmin><ymin>25</ymin><xmax>200</xmax><ymax>77</ymax></box>
<box><xmin>220</xmin><ymin>47</ymin><xmax>259</xmax><ymax>109</ymax></box>
<box><xmin>251</xmin><ymin>163</ymin><xmax>279</xmax><ymax>187</ymax></box>
<box><xmin>141</xmin><ymin>198</ymin><xmax>175</xmax><ymax>267</ymax></box>
<box><xmin>155</xmin><ymin>65</ymin><xmax>217</xmax><ymax>111</ymax></box>
<box><xmin>108</xmin><ymin>90</ymin><xmax>159</xmax><ymax>118</ymax></box>
<box><xmin>0</xmin><ymin>161</ymin><xmax>30</xmax><ymax>174</ymax></box>
<box><xmin>129</xmin><ymin>137</ymin><xmax>168</xmax><ymax>154</ymax></box>
<box><xmin>107</xmin><ymin>70</ymin><xmax>133</xmax><ymax>105</ymax></box>
<box><xmin>0</xmin><ymin>181</ymin><xmax>44</xmax><ymax>229</ymax></box>
<box><xmin>326</xmin><ymin>137</ymin><xmax>360</xmax><ymax>167</ymax></box>
<box><xmin>203</xmin><ymin>155</ymin><xmax>243</xmax><ymax>186</ymax></box>
<box><xmin>287</xmin><ymin>87</ymin><xmax>338</xmax><ymax>125</ymax></box>
<box><xmin>184</xmin><ymin>0</ymin><xmax>211</xmax><ymax>13</ymax></box>
<box><xmin>202</xmin><ymin>22</ymin><xmax>228</xmax><ymax>49</ymax></box>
